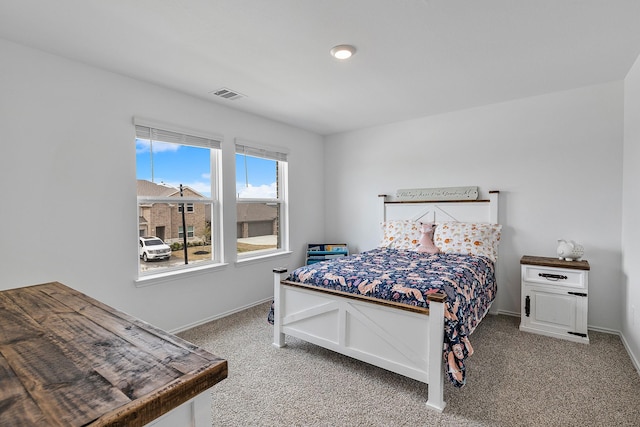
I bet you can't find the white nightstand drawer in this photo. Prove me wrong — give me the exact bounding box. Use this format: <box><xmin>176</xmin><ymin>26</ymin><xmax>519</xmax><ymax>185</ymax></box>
<box><xmin>522</xmin><ymin>265</ymin><xmax>586</xmax><ymax>289</ymax></box>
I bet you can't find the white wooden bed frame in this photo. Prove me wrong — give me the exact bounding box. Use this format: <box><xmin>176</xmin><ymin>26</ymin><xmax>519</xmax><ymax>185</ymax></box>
<box><xmin>272</xmin><ymin>191</ymin><xmax>499</xmax><ymax>412</ymax></box>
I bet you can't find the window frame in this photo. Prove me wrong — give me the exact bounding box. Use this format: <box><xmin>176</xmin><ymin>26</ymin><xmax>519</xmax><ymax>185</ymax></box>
<box><xmin>134</xmin><ymin>117</ymin><xmax>224</xmax><ymax>280</ymax></box>
<box><xmin>235</xmin><ymin>140</ymin><xmax>289</xmax><ymax>261</ymax></box>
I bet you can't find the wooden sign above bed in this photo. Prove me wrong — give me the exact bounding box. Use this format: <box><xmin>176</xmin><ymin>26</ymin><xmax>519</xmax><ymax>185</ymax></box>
<box><xmin>395</xmin><ymin>186</ymin><xmax>478</xmax><ymax>201</ymax></box>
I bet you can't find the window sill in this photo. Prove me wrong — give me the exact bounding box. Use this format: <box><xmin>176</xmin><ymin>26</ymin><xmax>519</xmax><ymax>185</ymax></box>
<box><xmin>235</xmin><ymin>250</ymin><xmax>292</xmax><ymax>267</ymax></box>
<box><xmin>135</xmin><ymin>262</ymin><xmax>228</xmax><ymax>288</ymax></box>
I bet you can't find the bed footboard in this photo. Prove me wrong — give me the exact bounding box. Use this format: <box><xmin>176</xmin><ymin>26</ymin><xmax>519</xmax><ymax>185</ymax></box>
<box><xmin>272</xmin><ymin>268</ymin><xmax>446</xmax><ymax>412</ymax></box>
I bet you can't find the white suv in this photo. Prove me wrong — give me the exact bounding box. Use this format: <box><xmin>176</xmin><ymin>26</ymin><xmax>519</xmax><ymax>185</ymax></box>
<box><xmin>139</xmin><ymin>236</ymin><xmax>171</xmax><ymax>261</ymax></box>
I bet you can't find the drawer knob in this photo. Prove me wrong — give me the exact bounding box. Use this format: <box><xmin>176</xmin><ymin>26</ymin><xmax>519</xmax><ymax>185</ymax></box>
<box><xmin>538</xmin><ymin>273</ymin><xmax>568</xmax><ymax>281</ymax></box>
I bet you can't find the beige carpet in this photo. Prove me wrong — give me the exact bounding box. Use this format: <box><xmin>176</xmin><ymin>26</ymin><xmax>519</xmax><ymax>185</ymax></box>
<box><xmin>178</xmin><ymin>302</ymin><xmax>640</xmax><ymax>426</ymax></box>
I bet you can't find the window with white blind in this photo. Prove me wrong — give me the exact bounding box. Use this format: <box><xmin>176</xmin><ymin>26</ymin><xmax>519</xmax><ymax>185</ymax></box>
<box><xmin>235</xmin><ymin>141</ymin><xmax>288</xmax><ymax>259</ymax></box>
<box><xmin>135</xmin><ymin>118</ymin><xmax>222</xmax><ymax>277</ymax></box>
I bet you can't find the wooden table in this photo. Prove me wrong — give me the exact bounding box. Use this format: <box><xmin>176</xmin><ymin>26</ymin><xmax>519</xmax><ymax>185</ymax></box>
<box><xmin>0</xmin><ymin>282</ymin><xmax>227</xmax><ymax>426</ymax></box>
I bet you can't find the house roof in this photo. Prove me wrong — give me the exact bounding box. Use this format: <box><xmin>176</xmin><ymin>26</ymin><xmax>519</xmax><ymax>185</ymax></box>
<box><xmin>137</xmin><ymin>180</ymin><xmax>204</xmax><ymax>198</ymax></box>
<box><xmin>137</xmin><ymin>180</ymin><xmax>177</xmax><ymax>197</ymax></box>
<box><xmin>1</xmin><ymin>1</ymin><xmax>639</xmax><ymax>135</ymax></box>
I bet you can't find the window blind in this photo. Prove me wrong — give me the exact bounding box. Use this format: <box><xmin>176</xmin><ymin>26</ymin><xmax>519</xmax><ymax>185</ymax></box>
<box><xmin>235</xmin><ymin>143</ymin><xmax>287</xmax><ymax>162</ymax></box>
<box><xmin>135</xmin><ymin>125</ymin><xmax>221</xmax><ymax>150</ymax></box>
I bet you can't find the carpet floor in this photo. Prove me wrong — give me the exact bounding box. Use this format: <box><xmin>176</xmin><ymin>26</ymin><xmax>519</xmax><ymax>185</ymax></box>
<box><xmin>178</xmin><ymin>302</ymin><xmax>640</xmax><ymax>426</ymax></box>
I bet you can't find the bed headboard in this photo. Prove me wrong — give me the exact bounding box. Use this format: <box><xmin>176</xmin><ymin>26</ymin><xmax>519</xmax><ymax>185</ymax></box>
<box><xmin>378</xmin><ymin>190</ymin><xmax>499</xmax><ymax>225</ymax></box>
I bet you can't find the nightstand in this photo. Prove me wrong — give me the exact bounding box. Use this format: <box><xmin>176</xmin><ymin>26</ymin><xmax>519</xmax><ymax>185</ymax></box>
<box><xmin>519</xmin><ymin>255</ymin><xmax>590</xmax><ymax>344</ymax></box>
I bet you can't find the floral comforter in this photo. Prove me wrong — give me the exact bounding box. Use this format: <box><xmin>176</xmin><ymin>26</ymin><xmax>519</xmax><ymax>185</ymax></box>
<box><xmin>272</xmin><ymin>247</ymin><xmax>496</xmax><ymax>387</ymax></box>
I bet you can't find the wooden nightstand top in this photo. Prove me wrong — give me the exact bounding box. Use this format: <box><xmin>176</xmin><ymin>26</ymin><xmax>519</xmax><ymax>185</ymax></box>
<box><xmin>520</xmin><ymin>255</ymin><xmax>590</xmax><ymax>271</ymax></box>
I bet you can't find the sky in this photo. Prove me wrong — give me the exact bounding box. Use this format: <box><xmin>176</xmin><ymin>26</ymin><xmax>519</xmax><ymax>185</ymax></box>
<box><xmin>136</xmin><ymin>139</ymin><xmax>277</xmax><ymax>198</ymax></box>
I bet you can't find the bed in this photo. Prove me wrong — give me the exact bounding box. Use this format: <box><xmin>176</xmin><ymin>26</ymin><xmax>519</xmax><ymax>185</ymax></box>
<box><xmin>271</xmin><ymin>191</ymin><xmax>500</xmax><ymax>412</ymax></box>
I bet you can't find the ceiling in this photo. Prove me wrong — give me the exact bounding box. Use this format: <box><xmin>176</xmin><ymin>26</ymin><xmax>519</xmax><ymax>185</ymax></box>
<box><xmin>2</xmin><ymin>0</ymin><xmax>640</xmax><ymax>136</ymax></box>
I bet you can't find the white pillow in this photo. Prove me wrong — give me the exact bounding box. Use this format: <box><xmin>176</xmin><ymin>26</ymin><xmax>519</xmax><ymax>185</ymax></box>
<box><xmin>379</xmin><ymin>220</ymin><xmax>421</xmax><ymax>250</ymax></box>
<box><xmin>433</xmin><ymin>222</ymin><xmax>502</xmax><ymax>262</ymax></box>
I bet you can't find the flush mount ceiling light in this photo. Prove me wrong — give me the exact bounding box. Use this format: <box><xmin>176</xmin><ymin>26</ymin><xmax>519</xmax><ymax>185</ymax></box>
<box><xmin>330</xmin><ymin>44</ymin><xmax>356</xmax><ymax>60</ymax></box>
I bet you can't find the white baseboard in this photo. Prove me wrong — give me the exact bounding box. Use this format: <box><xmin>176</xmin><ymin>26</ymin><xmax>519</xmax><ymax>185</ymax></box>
<box><xmin>495</xmin><ymin>309</ymin><xmax>520</xmax><ymax>317</ymax></box>
<box><xmin>619</xmin><ymin>332</ymin><xmax>640</xmax><ymax>376</ymax></box>
<box><xmin>587</xmin><ymin>324</ymin><xmax>619</xmax><ymax>334</ymax></box>
<box><xmin>169</xmin><ymin>297</ymin><xmax>273</xmax><ymax>334</ymax></box>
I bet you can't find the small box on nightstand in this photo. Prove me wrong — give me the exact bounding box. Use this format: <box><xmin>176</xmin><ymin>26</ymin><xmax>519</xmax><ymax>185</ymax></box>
<box><xmin>519</xmin><ymin>255</ymin><xmax>590</xmax><ymax>344</ymax></box>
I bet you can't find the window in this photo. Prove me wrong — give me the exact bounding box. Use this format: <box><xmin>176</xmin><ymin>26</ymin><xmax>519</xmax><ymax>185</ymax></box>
<box><xmin>178</xmin><ymin>203</ymin><xmax>194</xmax><ymax>213</ymax></box>
<box><xmin>179</xmin><ymin>226</ymin><xmax>195</xmax><ymax>238</ymax></box>
<box><xmin>135</xmin><ymin>118</ymin><xmax>222</xmax><ymax>276</ymax></box>
<box><xmin>235</xmin><ymin>141</ymin><xmax>288</xmax><ymax>259</ymax></box>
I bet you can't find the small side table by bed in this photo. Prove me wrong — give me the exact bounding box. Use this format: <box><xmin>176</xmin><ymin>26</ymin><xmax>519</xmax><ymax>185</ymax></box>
<box><xmin>0</xmin><ymin>281</ymin><xmax>227</xmax><ymax>426</ymax></box>
<box><xmin>520</xmin><ymin>255</ymin><xmax>590</xmax><ymax>344</ymax></box>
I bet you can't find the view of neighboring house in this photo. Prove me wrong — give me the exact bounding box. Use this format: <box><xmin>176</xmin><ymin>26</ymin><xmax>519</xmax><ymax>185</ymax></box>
<box><xmin>137</xmin><ymin>179</ymin><xmax>278</xmax><ymax>243</ymax></box>
<box><xmin>137</xmin><ymin>180</ymin><xmax>208</xmax><ymax>243</ymax></box>
<box><xmin>236</xmin><ymin>203</ymin><xmax>278</xmax><ymax>240</ymax></box>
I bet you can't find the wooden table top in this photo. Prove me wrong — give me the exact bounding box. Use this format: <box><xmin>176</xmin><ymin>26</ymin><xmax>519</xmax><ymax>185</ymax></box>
<box><xmin>0</xmin><ymin>282</ymin><xmax>227</xmax><ymax>427</ymax></box>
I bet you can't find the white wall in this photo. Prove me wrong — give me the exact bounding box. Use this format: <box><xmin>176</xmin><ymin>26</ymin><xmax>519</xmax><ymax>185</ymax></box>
<box><xmin>622</xmin><ymin>54</ymin><xmax>640</xmax><ymax>368</ymax></box>
<box><xmin>0</xmin><ymin>39</ymin><xmax>324</xmax><ymax>331</ymax></box>
<box><xmin>1</xmin><ymin>35</ymin><xmax>632</xmax><ymax>341</ymax></box>
<box><xmin>324</xmin><ymin>82</ymin><xmax>624</xmax><ymax>331</ymax></box>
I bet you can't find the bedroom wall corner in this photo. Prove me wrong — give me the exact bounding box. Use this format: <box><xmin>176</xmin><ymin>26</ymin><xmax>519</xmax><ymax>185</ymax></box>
<box><xmin>622</xmin><ymin>52</ymin><xmax>640</xmax><ymax>373</ymax></box>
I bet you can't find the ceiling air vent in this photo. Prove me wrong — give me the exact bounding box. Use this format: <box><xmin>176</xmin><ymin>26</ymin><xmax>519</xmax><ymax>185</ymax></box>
<box><xmin>209</xmin><ymin>87</ymin><xmax>245</xmax><ymax>101</ymax></box>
